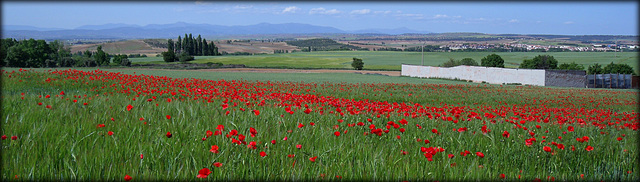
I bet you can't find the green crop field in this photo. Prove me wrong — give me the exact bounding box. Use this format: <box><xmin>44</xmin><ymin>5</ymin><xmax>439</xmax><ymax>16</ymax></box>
<box><xmin>1</xmin><ymin>68</ymin><xmax>638</xmax><ymax>181</ymax></box>
<box><xmin>131</xmin><ymin>51</ymin><xmax>639</xmax><ymax>74</ymax></box>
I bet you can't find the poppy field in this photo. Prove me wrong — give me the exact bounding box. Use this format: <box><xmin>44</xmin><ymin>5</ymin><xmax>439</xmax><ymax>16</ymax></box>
<box><xmin>1</xmin><ymin>68</ymin><xmax>638</xmax><ymax>181</ymax></box>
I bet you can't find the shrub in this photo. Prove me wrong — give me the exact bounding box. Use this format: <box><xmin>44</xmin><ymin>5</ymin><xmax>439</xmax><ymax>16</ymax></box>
<box><xmin>557</xmin><ymin>62</ymin><xmax>585</xmax><ymax>71</ymax></box>
<box><xmin>459</xmin><ymin>58</ymin><xmax>479</xmax><ymax>66</ymax></box>
<box><xmin>351</xmin><ymin>57</ymin><xmax>364</xmax><ymax>70</ymax></box>
<box><xmin>179</xmin><ymin>52</ymin><xmax>194</xmax><ymax>63</ymax></box>
<box><xmin>481</xmin><ymin>54</ymin><xmax>504</xmax><ymax>68</ymax></box>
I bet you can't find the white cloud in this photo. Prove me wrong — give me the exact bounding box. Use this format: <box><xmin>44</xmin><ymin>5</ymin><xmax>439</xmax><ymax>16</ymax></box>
<box><xmin>350</xmin><ymin>9</ymin><xmax>371</xmax><ymax>15</ymax></box>
<box><xmin>374</xmin><ymin>10</ymin><xmax>392</xmax><ymax>14</ymax></box>
<box><xmin>508</xmin><ymin>19</ymin><xmax>519</xmax><ymax>23</ymax></box>
<box><xmin>433</xmin><ymin>14</ymin><xmax>449</xmax><ymax>19</ymax></box>
<box><xmin>309</xmin><ymin>7</ymin><xmax>341</xmax><ymax>15</ymax></box>
<box><xmin>564</xmin><ymin>21</ymin><xmax>574</xmax><ymax>24</ymax></box>
<box><xmin>234</xmin><ymin>5</ymin><xmax>253</xmax><ymax>10</ymax></box>
<box><xmin>282</xmin><ymin>6</ymin><xmax>300</xmax><ymax>13</ymax></box>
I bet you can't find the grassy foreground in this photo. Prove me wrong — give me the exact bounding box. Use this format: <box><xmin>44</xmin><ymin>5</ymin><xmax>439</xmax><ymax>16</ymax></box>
<box><xmin>1</xmin><ymin>68</ymin><xmax>638</xmax><ymax>181</ymax></box>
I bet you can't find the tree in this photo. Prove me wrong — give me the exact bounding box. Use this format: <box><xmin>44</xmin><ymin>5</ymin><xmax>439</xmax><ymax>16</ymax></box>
<box><xmin>196</xmin><ymin>35</ymin><xmax>202</xmax><ymax>56</ymax></box>
<box><xmin>49</xmin><ymin>40</ymin><xmax>71</xmax><ymax>66</ymax></box>
<box><xmin>167</xmin><ymin>39</ymin><xmax>174</xmax><ymax>55</ymax></box>
<box><xmin>176</xmin><ymin>36</ymin><xmax>182</xmax><ymax>54</ymax></box>
<box><xmin>202</xmin><ymin>38</ymin><xmax>208</xmax><ymax>56</ymax></box>
<box><xmin>587</xmin><ymin>63</ymin><xmax>603</xmax><ymax>74</ymax></box>
<box><xmin>94</xmin><ymin>45</ymin><xmax>108</xmax><ymax>66</ymax></box>
<box><xmin>178</xmin><ymin>52</ymin><xmax>194</xmax><ymax>63</ymax></box>
<box><xmin>351</xmin><ymin>57</ymin><xmax>364</xmax><ymax>70</ymax></box>
<box><xmin>557</xmin><ymin>62</ymin><xmax>585</xmax><ymax>71</ymax></box>
<box><xmin>518</xmin><ymin>55</ymin><xmax>558</xmax><ymax>69</ymax></box>
<box><xmin>441</xmin><ymin>58</ymin><xmax>459</xmax><ymax>67</ymax></box>
<box><xmin>459</xmin><ymin>58</ymin><xmax>478</xmax><ymax>66</ymax></box>
<box><xmin>162</xmin><ymin>51</ymin><xmax>176</xmax><ymax>62</ymax></box>
<box><xmin>603</xmin><ymin>62</ymin><xmax>635</xmax><ymax>75</ymax></box>
<box><xmin>481</xmin><ymin>54</ymin><xmax>504</xmax><ymax>68</ymax></box>
<box><xmin>1</xmin><ymin>38</ymin><xmax>18</xmax><ymax>66</ymax></box>
<box><xmin>163</xmin><ymin>39</ymin><xmax>177</xmax><ymax>62</ymax></box>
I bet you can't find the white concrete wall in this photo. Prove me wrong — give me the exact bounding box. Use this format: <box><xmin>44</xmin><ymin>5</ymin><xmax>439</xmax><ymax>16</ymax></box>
<box><xmin>401</xmin><ymin>64</ymin><xmax>546</xmax><ymax>86</ymax></box>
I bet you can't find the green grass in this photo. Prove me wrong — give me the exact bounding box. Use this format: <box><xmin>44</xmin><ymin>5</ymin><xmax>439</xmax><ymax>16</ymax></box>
<box><xmin>131</xmin><ymin>51</ymin><xmax>639</xmax><ymax>74</ymax></box>
<box><xmin>1</xmin><ymin>69</ymin><xmax>638</xmax><ymax>181</ymax></box>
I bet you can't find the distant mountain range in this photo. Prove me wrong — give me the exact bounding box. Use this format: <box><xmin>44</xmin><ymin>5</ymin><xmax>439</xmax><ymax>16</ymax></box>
<box><xmin>2</xmin><ymin>22</ymin><xmax>432</xmax><ymax>40</ymax></box>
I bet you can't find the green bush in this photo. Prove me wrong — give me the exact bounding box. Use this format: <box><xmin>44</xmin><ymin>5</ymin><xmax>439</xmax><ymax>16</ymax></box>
<box><xmin>481</xmin><ymin>54</ymin><xmax>504</xmax><ymax>68</ymax></box>
<box><xmin>351</xmin><ymin>57</ymin><xmax>364</xmax><ymax>70</ymax></box>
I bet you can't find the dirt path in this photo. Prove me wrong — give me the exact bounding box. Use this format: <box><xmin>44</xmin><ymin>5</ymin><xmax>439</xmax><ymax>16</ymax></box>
<box><xmin>197</xmin><ymin>68</ymin><xmax>401</xmax><ymax>76</ymax></box>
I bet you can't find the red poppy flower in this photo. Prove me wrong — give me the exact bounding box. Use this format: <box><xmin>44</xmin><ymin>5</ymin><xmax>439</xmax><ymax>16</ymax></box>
<box><xmin>334</xmin><ymin>131</ymin><xmax>340</xmax><ymax>137</ymax></box>
<box><xmin>166</xmin><ymin>115</ymin><xmax>171</xmax><ymax>120</ymax></box>
<box><xmin>457</xmin><ymin>127</ymin><xmax>467</xmax><ymax>132</ymax></box>
<box><xmin>108</xmin><ymin>131</ymin><xmax>114</xmax><ymax>136</ymax></box>
<box><xmin>557</xmin><ymin>144</ymin><xmax>565</xmax><ymax>150</ymax></box>
<box><xmin>476</xmin><ymin>152</ymin><xmax>485</xmax><ymax>158</ymax></box>
<box><xmin>197</xmin><ymin>168</ymin><xmax>212</xmax><ymax>178</ymax></box>
<box><xmin>166</xmin><ymin>132</ymin><xmax>172</xmax><ymax>138</ymax></box>
<box><xmin>1</xmin><ymin>135</ymin><xmax>6</xmax><ymax>140</ymax></box>
<box><xmin>238</xmin><ymin>134</ymin><xmax>246</xmax><ymax>141</ymax></box>
<box><xmin>253</xmin><ymin>110</ymin><xmax>260</xmax><ymax>116</ymax></box>
<box><xmin>126</xmin><ymin>104</ymin><xmax>133</xmax><ymax>111</ymax></box>
<box><xmin>210</xmin><ymin>145</ymin><xmax>219</xmax><ymax>153</ymax></box>
<box><xmin>309</xmin><ymin>156</ymin><xmax>317</xmax><ymax>162</ymax></box>
<box><xmin>502</xmin><ymin>131</ymin><xmax>510</xmax><ymax>138</ymax></box>
<box><xmin>288</xmin><ymin>154</ymin><xmax>295</xmax><ymax>158</ymax></box>
<box><xmin>11</xmin><ymin>136</ymin><xmax>17</xmax><ymax>140</ymax></box>
<box><xmin>448</xmin><ymin>154</ymin><xmax>455</xmax><ymax>158</ymax></box>
<box><xmin>585</xmin><ymin>145</ymin><xmax>594</xmax><ymax>151</ymax></box>
<box><xmin>396</xmin><ymin>135</ymin><xmax>401</xmax><ymax>139</ymax></box>
<box><xmin>500</xmin><ymin>174</ymin><xmax>505</xmax><ymax>179</ymax></box>
<box><xmin>304</xmin><ymin>108</ymin><xmax>312</xmax><ymax>114</ymax></box>
<box><xmin>248</xmin><ymin>141</ymin><xmax>257</xmax><ymax>149</ymax></box>
<box><xmin>567</xmin><ymin>126</ymin><xmax>574</xmax><ymax>132</ymax></box>
<box><xmin>216</xmin><ymin>125</ymin><xmax>224</xmax><ymax>131</ymax></box>
<box><xmin>271</xmin><ymin>140</ymin><xmax>276</xmax><ymax>144</ymax></box>
<box><xmin>259</xmin><ymin>151</ymin><xmax>267</xmax><ymax>157</ymax></box>
<box><xmin>250</xmin><ymin>127</ymin><xmax>257</xmax><ymax>137</ymax></box>
<box><xmin>296</xmin><ymin>144</ymin><xmax>302</xmax><ymax>149</ymax></box>
<box><xmin>140</xmin><ymin>154</ymin><xmax>143</xmax><ymax>159</ymax></box>
<box><xmin>617</xmin><ymin>137</ymin><xmax>623</xmax><ymax>141</ymax></box>
<box><xmin>399</xmin><ymin>128</ymin><xmax>405</xmax><ymax>133</ymax></box>
<box><xmin>298</xmin><ymin>123</ymin><xmax>304</xmax><ymax>128</ymax></box>
<box><xmin>401</xmin><ymin>150</ymin><xmax>408</xmax><ymax>155</ymax></box>
<box><xmin>283</xmin><ymin>136</ymin><xmax>288</xmax><ymax>141</ymax></box>
<box><xmin>431</xmin><ymin>129</ymin><xmax>438</xmax><ymax>134</ymax></box>
<box><xmin>213</xmin><ymin>162</ymin><xmax>222</xmax><ymax>167</ymax></box>
<box><xmin>543</xmin><ymin>146</ymin><xmax>552</xmax><ymax>153</ymax></box>
<box><xmin>124</xmin><ymin>174</ymin><xmax>132</xmax><ymax>181</ymax></box>
<box><xmin>206</xmin><ymin>130</ymin><xmax>213</xmax><ymax>137</ymax></box>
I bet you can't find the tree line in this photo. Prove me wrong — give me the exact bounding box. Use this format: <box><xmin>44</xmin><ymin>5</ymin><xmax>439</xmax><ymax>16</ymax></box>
<box><xmin>1</xmin><ymin>38</ymin><xmax>131</xmax><ymax>68</ymax></box>
<box><xmin>440</xmin><ymin>53</ymin><xmax>636</xmax><ymax>75</ymax></box>
<box><xmin>162</xmin><ymin>34</ymin><xmax>220</xmax><ymax>62</ymax></box>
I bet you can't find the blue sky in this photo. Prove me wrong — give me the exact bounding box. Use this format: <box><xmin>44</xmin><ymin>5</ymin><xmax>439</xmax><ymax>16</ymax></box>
<box><xmin>2</xmin><ymin>1</ymin><xmax>637</xmax><ymax>35</ymax></box>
